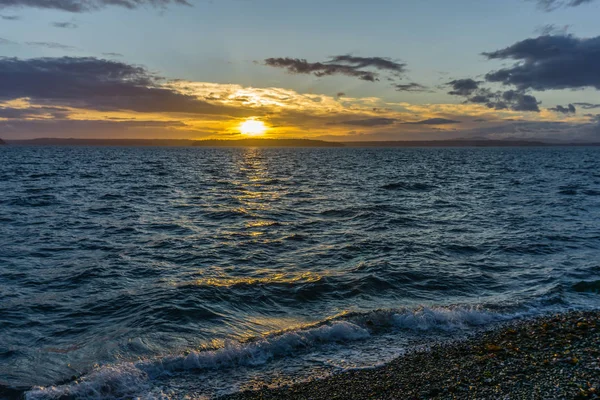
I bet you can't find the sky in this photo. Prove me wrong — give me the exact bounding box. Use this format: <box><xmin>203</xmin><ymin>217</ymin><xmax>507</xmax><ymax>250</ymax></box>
<box><xmin>0</xmin><ymin>0</ymin><xmax>600</xmax><ymax>141</ymax></box>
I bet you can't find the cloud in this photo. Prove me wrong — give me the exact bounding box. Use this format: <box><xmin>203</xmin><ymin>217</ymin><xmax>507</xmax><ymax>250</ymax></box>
<box><xmin>0</xmin><ymin>119</ymin><xmax>195</xmax><ymax>139</ymax></box>
<box><xmin>531</xmin><ymin>0</ymin><xmax>597</xmax><ymax>11</ymax></box>
<box><xmin>0</xmin><ymin>14</ymin><xmax>18</xmax><ymax>19</ymax></box>
<box><xmin>102</xmin><ymin>52</ymin><xmax>124</xmax><ymax>57</ymax></box>
<box><xmin>26</xmin><ymin>41</ymin><xmax>77</xmax><ymax>50</ymax></box>
<box><xmin>500</xmin><ymin>90</ymin><xmax>540</xmax><ymax>112</ymax></box>
<box><xmin>264</xmin><ymin>55</ymin><xmax>406</xmax><ymax>82</ymax></box>
<box><xmin>0</xmin><ymin>57</ymin><xmax>591</xmax><ymax>141</ymax></box>
<box><xmin>264</xmin><ymin>58</ymin><xmax>376</xmax><ymax>81</ymax></box>
<box><xmin>0</xmin><ymin>56</ymin><xmax>254</xmax><ymax>117</ymax></box>
<box><xmin>446</xmin><ymin>80</ymin><xmax>541</xmax><ymax>112</ymax></box>
<box><xmin>326</xmin><ymin>55</ymin><xmax>406</xmax><ymax>75</ymax></box>
<box><xmin>0</xmin><ymin>0</ymin><xmax>190</xmax><ymax>12</ymax></box>
<box><xmin>404</xmin><ymin>118</ymin><xmax>461</xmax><ymax>125</ymax></box>
<box><xmin>483</xmin><ymin>34</ymin><xmax>600</xmax><ymax>91</ymax></box>
<box><xmin>549</xmin><ymin>103</ymin><xmax>576</xmax><ymax>114</ymax></box>
<box><xmin>0</xmin><ymin>105</ymin><xmax>69</xmax><ymax>119</ymax></box>
<box><xmin>0</xmin><ymin>37</ymin><xmax>16</xmax><ymax>45</ymax></box>
<box><xmin>534</xmin><ymin>24</ymin><xmax>570</xmax><ymax>36</ymax></box>
<box><xmin>331</xmin><ymin>117</ymin><xmax>398</xmax><ymax>127</ymax></box>
<box><xmin>52</xmin><ymin>21</ymin><xmax>77</xmax><ymax>28</ymax></box>
<box><xmin>573</xmin><ymin>102</ymin><xmax>600</xmax><ymax>109</ymax></box>
<box><xmin>393</xmin><ymin>82</ymin><xmax>428</xmax><ymax>92</ymax></box>
<box><xmin>447</xmin><ymin>79</ymin><xmax>480</xmax><ymax>96</ymax></box>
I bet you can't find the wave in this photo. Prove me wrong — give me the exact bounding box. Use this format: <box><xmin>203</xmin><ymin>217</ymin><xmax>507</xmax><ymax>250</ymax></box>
<box><xmin>25</xmin><ymin>305</ymin><xmax>509</xmax><ymax>400</ymax></box>
<box><xmin>583</xmin><ymin>189</ymin><xmax>600</xmax><ymax>196</ymax></box>
<box><xmin>319</xmin><ymin>205</ymin><xmax>404</xmax><ymax>220</ymax></box>
<box><xmin>380</xmin><ymin>182</ymin><xmax>434</xmax><ymax>191</ymax></box>
<box><xmin>27</xmin><ymin>173</ymin><xmax>58</xmax><ymax>179</ymax></box>
<box><xmin>319</xmin><ymin>208</ymin><xmax>361</xmax><ymax>218</ymax></box>
<box><xmin>180</xmin><ymin>271</ymin><xmax>324</xmax><ymax>289</ymax></box>
<box><xmin>559</xmin><ymin>188</ymin><xmax>578</xmax><ymax>195</ymax></box>
<box><xmin>7</xmin><ymin>195</ymin><xmax>58</xmax><ymax>207</ymax></box>
<box><xmin>572</xmin><ymin>280</ymin><xmax>600</xmax><ymax>294</ymax></box>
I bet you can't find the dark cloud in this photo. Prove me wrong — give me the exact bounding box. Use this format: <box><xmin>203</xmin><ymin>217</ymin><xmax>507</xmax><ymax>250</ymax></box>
<box><xmin>0</xmin><ymin>56</ymin><xmax>254</xmax><ymax>117</ymax></box>
<box><xmin>26</xmin><ymin>41</ymin><xmax>77</xmax><ymax>50</ymax></box>
<box><xmin>574</xmin><ymin>102</ymin><xmax>600</xmax><ymax>109</ymax></box>
<box><xmin>500</xmin><ymin>90</ymin><xmax>540</xmax><ymax>112</ymax></box>
<box><xmin>483</xmin><ymin>34</ymin><xmax>600</xmax><ymax>91</ymax></box>
<box><xmin>531</xmin><ymin>0</ymin><xmax>597</xmax><ymax>11</ymax></box>
<box><xmin>0</xmin><ymin>0</ymin><xmax>190</xmax><ymax>12</ymax></box>
<box><xmin>52</xmin><ymin>21</ymin><xmax>77</xmax><ymax>28</ymax></box>
<box><xmin>549</xmin><ymin>103</ymin><xmax>576</xmax><ymax>113</ymax></box>
<box><xmin>405</xmin><ymin>118</ymin><xmax>461</xmax><ymax>125</ymax></box>
<box><xmin>0</xmin><ymin>105</ymin><xmax>69</xmax><ymax>119</ymax></box>
<box><xmin>447</xmin><ymin>79</ymin><xmax>541</xmax><ymax>112</ymax></box>
<box><xmin>326</xmin><ymin>55</ymin><xmax>406</xmax><ymax>75</ymax></box>
<box><xmin>393</xmin><ymin>82</ymin><xmax>428</xmax><ymax>92</ymax></box>
<box><xmin>0</xmin><ymin>14</ymin><xmax>18</xmax><ymax>19</ymax></box>
<box><xmin>447</xmin><ymin>79</ymin><xmax>480</xmax><ymax>96</ymax></box>
<box><xmin>331</xmin><ymin>117</ymin><xmax>398</xmax><ymax>127</ymax></box>
<box><xmin>264</xmin><ymin>58</ymin><xmax>376</xmax><ymax>82</ymax></box>
<box><xmin>264</xmin><ymin>55</ymin><xmax>406</xmax><ymax>83</ymax></box>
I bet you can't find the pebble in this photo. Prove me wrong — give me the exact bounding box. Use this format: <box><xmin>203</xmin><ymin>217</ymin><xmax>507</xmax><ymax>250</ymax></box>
<box><xmin>221</xmin><ymin>311</ymin><xmax>600</xmax><ymax>400</ymax></box>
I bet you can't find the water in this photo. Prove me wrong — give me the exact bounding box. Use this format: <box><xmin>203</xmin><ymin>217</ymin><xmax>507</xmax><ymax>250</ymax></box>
<box><xmin>1</xmin><ymin>146</ymin><xmax>599</xmax><ymax>399</ymax></box>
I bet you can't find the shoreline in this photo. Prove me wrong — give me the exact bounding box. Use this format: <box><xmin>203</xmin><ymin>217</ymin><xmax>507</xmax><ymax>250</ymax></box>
<box><xmin>222</xmin><ymin>310</ymin><xmax>600</xmax><ymax>400</ymax></box>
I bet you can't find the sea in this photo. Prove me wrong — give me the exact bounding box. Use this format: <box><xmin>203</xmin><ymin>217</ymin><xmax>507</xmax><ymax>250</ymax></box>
<box><xmin>1</xmin><ymin>146</ymin><xmax>599</xmax><ymax>399</ymax></box>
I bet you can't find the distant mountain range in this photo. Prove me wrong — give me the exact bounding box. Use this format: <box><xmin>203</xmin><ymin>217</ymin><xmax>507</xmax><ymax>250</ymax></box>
<box><xmin>193</xmin><ymin>139</ymin><xmax>344</xmax><ymax>147</ymax></box>
<box><xmin>2</xmin><ymin>138</ymin><xmax>600</xmax><ymax>147</ymax></box>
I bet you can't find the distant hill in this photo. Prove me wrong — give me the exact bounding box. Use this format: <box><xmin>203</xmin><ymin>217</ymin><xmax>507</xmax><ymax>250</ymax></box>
<box><xmin>6</xmin><ymin>138</ymin><xmax>344</xmax><ymax>147</ymax></box>
<box><xmin>342</xmin><ymin>139</ymin><xmax>553</xmax><ymax>147</ymax></box>
<box><xmin>192</xmin><ymin>139</ymin><xmax>345</xmax><ymax>147</ymax></box>
<box><xmin>4</xmin><ymin>138</ymin><xmax>600</xmax><ymax>147</ymax></box>
<box><xmin>0</xmin><ymin>138</ymin><xmax>5</xmax><ymax>145</ymax></box>
<box><xmin>6</xmin><ymin>138</ymin><xmax>197</xmax><ymax>146</ymax></box>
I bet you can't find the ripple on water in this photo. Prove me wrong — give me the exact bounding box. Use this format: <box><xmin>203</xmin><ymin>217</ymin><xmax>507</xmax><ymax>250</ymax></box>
<box><xmin>0</xmin><ymin>146</ymin><xmax>599</xmax><ymax>394</ymax></box>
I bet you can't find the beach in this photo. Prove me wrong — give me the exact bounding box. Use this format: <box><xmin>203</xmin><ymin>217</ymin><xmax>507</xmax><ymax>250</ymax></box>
<box><xmin>223</xmin><ymin>311</ymin><xmax>600</xmax><ymax>400</ymax></box>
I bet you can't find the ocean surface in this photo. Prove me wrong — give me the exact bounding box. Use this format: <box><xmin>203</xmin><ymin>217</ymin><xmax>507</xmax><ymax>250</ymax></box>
<box><xmin>1</xmin><ymin>146</ymin><xmax>600</xmax><ymax>399</ymax></box>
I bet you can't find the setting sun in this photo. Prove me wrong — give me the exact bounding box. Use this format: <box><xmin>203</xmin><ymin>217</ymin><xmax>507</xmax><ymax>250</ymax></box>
<box><xmin>239</xmin><ymin>119</ymin><xmax>267</xmax><ymax>136</ymax></box>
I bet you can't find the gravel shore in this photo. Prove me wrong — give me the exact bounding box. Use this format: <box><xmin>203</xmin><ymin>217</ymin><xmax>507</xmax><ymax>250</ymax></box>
<box><xmin>223</xmin><ymin>311</ymin><xmax>600</xmax><ymax>400</ymax></box>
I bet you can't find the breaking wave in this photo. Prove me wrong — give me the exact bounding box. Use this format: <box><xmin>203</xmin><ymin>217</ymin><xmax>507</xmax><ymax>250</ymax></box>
<box><xmin>25</xmin><ymin>305</ymin><xmax>511</xmax><ymax>400</ymax></box>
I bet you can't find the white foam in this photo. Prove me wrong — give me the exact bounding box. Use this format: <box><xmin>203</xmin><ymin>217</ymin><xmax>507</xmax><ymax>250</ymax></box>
<box><xmin>26</xmin><ymin>321</ymin><xmax>369</xmax><ymax>400</ymax></box>
<box><xmin>26</xmin><ymin>364</ymin><xmax>150</xmax><ymax>400</ymax></box>
<box><xmin>24</xmin><ymin>305</ymin><xmax>524</xmax><ymax>400</ymax></box>
<box><xmin>390</xmin><ymin>306</ymin><xmax>505</xmax><ymax>331</ymax></box>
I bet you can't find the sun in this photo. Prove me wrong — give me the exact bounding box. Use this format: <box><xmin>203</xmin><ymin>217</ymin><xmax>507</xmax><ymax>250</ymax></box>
<box><xmin>239</xmin><ymin>118</ymin><xmax>267</xmax><ymax>136</ymax></box>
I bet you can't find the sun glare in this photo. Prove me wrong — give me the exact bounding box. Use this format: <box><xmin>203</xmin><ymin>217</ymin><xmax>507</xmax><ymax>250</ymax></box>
<box><xmin>239</xmin><ymin>119</ymin><xmax>267</xmax><ymax>136</ymax></box>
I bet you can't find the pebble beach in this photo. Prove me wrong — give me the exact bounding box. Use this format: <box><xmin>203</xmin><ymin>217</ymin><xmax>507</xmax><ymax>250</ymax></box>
<box><xmin>223</xmin><ymin>311</ymin><xmax>600</xmax><ymax>400</ymax></box>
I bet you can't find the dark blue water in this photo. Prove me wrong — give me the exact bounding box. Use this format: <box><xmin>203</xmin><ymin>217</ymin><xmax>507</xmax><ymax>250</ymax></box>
<box><xmin>1</xmin><ymin>146</ymin><xmax>599</xmax><ymax>399</ymax></box>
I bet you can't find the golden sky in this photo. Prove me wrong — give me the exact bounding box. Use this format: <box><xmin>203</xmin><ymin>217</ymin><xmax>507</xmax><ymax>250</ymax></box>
<box><xmin>0</xmin><ymin>80</ymin><xmax>593</xmax><ymax>141</ymax></box>
<box><xmin>1</xmin><ymin>0</ymin><xmax>599</xmax><ymax>141</ymax></box>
